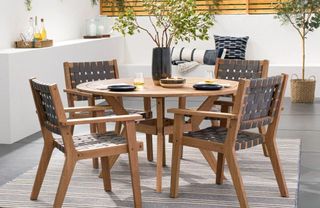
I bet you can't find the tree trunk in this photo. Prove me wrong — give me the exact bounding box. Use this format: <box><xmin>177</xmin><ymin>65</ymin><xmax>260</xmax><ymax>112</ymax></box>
<box><xmin>302</xmin><ymin>36</ymin><xmax>305</xmax><ymax>80</ymax></box>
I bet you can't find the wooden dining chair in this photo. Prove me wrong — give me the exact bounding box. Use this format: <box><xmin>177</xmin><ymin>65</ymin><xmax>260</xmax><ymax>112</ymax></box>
<box><xmin>29</xmin><ymin>78</ymin><xmax>143</xmax><ymax>208</ymax></box>
<box><xmin>210</xmin><ymin>58</ymin><xmax>270</xmax><ymax>156</ymax></box>
<box><xmin>64</xmin><ymin>59</ymin><xmax>153</xmax><ymax>167</ymax></box>
<box><xmin>169</xmin><ymin>74</ymin><xmax>289</xmax><ymax>208</ymax></box>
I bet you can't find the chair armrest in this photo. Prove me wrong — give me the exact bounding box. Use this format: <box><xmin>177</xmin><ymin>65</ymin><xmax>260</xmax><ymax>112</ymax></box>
<box><xmin>167</xmin><ymin>108</ymin><xmax>238</xmax><ymax>120</ymax></box>
<box><xmin>64</xmin><ymin>89</ymin><xmax>93</xmax><ymax>98</ymax></box>
<box><xmin>64</xmin><ymin>106</ymin><xmax>112</xmax><ymax>113</ymax></box>
<box><xmin>63</xmin><ymin>114</ymin><xmax>143</xmax><ymax>126</ymax></box>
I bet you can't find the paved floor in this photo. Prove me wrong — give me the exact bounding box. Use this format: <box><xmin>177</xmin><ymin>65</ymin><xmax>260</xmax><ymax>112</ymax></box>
<box><xmin>0</xmin><ymin>98</ymin><xmax>319</xmax><ymax>207</ymax></box>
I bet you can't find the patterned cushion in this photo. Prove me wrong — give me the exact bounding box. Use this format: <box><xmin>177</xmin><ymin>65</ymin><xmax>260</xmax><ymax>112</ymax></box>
<box><xmin>171</xmin><ymin>47</ymin><xmax>226</xmax><ymax>65</ymax></box>
<box><xmin>214</xmin><ymin>35</ymin><xmax>249</xmax><ymax>60</ymax></box>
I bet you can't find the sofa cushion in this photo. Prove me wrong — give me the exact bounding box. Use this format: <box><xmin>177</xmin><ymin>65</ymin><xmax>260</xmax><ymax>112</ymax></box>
<box><xmin>214</xmin><ymin>35</ymin><xmax>249</xmax><ymax>60</ymax></box>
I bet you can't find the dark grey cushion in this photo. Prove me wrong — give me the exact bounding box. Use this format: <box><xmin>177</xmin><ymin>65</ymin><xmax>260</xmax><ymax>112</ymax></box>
<box><xmin>214</xmin><ymin>35</ymin><xmax>249</xmax><ymax>60</ymax></box>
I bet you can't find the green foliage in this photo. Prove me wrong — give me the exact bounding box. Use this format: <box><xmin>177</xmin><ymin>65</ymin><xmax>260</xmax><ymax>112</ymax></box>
<box><xmin>91</xmin><ymin>0</ymin><xmax>99</xmax><ymax>5</ymax></box>
<box><xmin>25</xmin><ymin>0</ymin><xmax>32</xmax><ymax>11</ymax></box>
<box><xmin>113</xmin><ymin>0</ymin><xmax>215</xmax><ymax>47</ymax></box>
<box><xmin>275</xmin><ymin>0</ymin><xmax>320</xmax><ymax>79</ymax></box>
<box><xmin>275</xmin><ymin>0</ymin><xmax>320</xmax><ymax>38</ymax></box>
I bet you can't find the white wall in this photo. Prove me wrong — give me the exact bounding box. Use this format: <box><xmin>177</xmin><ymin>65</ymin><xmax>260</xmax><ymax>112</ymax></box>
<box><xmin>0</xmin><ymin>0</ymin><xmax>99</xmax><ymax>49</ymax></box>
<box><xmin>0</xmin><ymin>37</ymin><xmax>125</xmax><ymax>144</ymax></box>
<box><xmin>123</xmin><ymin>15</ymin><xmax>320</xmax><ymax>71</ymax></box>
<box><xmin>121</xmin><ymin>15</ymin><xmax>320</xmax><ymax>96</ymax></box>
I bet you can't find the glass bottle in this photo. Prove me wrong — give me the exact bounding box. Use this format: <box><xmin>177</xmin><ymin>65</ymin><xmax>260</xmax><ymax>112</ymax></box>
<box><xmin>88</xmin><ymin>19</ymin><xmax>97</xmax><ymax>36</ymax></box>
<box><xmin>40</xmin><ymin>18</ymin><xmax>47</xmax><ymax>40</ymax></box>
<box><xmin>34</xmin><ymin>16</ymin><xmax>42</xmax><ymax>41</ymax></box>
<box><xmin>25</xmin><ymin>17</ymin><xmax>34</xmax><ymax>41</ymax></box>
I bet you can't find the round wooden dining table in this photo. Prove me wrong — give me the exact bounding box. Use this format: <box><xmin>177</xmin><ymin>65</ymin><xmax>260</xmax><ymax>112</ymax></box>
<box><xmin>77</xmin><ymin>77</ymin><xmax>238</xmax><ymax>192</ymax></box>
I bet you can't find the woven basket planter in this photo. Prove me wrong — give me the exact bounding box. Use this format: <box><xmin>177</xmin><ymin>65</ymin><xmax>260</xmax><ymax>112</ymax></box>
<box><xmin>291</xmin><ymin>76</ymin><xmax>316</xmax><ymax>103</ymax></box>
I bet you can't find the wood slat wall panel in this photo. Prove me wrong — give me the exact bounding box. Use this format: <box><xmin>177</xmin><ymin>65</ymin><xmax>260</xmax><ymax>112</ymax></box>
<box><xmin>100</xmin><ymin>0</ymin><xmax>280</xmax><ymax>16</ymax></box>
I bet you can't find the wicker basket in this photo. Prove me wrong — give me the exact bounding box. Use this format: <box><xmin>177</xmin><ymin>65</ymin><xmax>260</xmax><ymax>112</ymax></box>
<box><xmin>291</xmin><ymin>75</ymin><xmax>316</xmax><ymax>103</ymax></box>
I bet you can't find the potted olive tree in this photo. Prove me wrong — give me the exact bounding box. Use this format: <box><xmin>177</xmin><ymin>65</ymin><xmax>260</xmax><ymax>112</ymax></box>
<box><xmin>113</xmin><ymin>0</ymin><xmax>215</xmax><ymax>85</ymax></box>
<box><xmin>275</xmin><ymin>0</ymin><xmax>320</xmax><ymax>103</ymax></box>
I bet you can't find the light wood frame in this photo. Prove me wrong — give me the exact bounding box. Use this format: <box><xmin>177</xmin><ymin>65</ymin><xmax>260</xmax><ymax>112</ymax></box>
<box><xmin>169</xmin><ymin>74</ymin><xmax>289</xmax><ymax>208</ymax></box>
<box><xmin>63</xmin><ymin>59</ymin><xmax>153</xmax><ymax>167</ymax></box>
<box><xmin>29</xmin><ymin>78</ymin><xmax>143</xmax><ymax>208</ymax></box>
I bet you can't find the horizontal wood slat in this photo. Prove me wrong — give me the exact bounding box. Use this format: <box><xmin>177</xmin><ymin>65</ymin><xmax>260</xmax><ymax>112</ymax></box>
<box><xmin>100</xmin><ymin>0</ymin><xmax>281</xmax><ymax>16</ymax></box>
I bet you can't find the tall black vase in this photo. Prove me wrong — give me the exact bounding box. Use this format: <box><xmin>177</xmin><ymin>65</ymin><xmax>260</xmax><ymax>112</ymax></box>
<box><xmin>152</xmin><ymin>47</ymin><xmax>172</xmax><ymax>85</ymax></box>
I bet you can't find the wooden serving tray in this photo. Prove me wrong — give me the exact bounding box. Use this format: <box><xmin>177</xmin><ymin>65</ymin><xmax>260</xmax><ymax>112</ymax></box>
<box><xmin>15</xmin><ymin>39</ymin><xmax>53</xmax><ymax>48</ymax></box>
<box><xmin>83</xmin><ymin>34</ymin><xmax>110</xmax><ymax>39</ymax></box>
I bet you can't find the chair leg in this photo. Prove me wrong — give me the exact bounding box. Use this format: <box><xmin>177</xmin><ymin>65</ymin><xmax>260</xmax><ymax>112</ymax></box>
<box><xmin>30</xmin><ymin>143</ymin><xmax>54</xmax><ymax>200</ymax></box>
<box><xmin>146</xmin><ymin>134</ymin><xmax>153</xmax><ymax>161</ymax></box>
<box><xmin>90</xmin><ymin>113</ymin><xmax>100</xmax><ymax>169</ymax></box>
<box><xmin>169</xmin><ymin>134</ymin><xmax>183</xmax><ymax>158</ymax></box>
<box><xmin>220</xmin><ymin>105</ymin><xmax>230</xmax><ymax>127</ymax></box>
<box><xmin>266</xmin><ymin>140</ymin><xmax>289</xmax><ymax>197</ymax></box>
<box><xmin>125</xmin><ymin>121</ymin><xmax>142</xmax><ymax>208</ymax></box>
<box><xmin>225</xmin><ymin>151</ymin><xmax>248</xmax><ymax>208</ymax></box>
<box><xmin>259</xmin><ymin>126</ymin><xmax>269</xmax><ymax>157</ymax></box>
<box><xmin>92</xmin><ymin>158</ymin><xmax>99</xmax><ymax>169</ymax></box>
<box><xmin>115</xmin><ymin>121</ymin><xmax>122</xmax><ymax>135</ymax></box>
<box><xmin>101</xmin><ymin>156</ymin><xmax>112</xmax><ymax>191</ymax></box>
<box><xmin>170</xmin><ymin>141</ymin><xmax>183</xmax><ymax>198</ymax></box>
<box><xmin>200</xmin><ymin>150</ymin><xmax>226</xmax><ymax>179</ymax></box>
<box><xmin>53</xmin><ymin>157</ymin><xmax>77</xmax><ymax>208</ymax></box>
<box><xmin>216</xmin><ymin>153</ymin><xmax>225</xmax><ymax>185</ymax></box>
<box><xmin>163</xmin><ymin>136</ymin><xmax>166</xmax><ymax>167</ymax></box>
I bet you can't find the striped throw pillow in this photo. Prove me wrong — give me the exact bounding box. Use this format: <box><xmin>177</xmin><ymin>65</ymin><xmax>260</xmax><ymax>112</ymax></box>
<box><xmin>214</xmin><ymin>35</ymin><xmax>249</xmax><ymax>60</ymax></box>
<box><xmin>171</xmin><ymin>47</ymin><xmax>226</xmax><ymax>65</ymax></box>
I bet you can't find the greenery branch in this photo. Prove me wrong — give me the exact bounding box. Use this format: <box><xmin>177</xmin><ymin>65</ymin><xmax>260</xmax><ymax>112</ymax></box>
<box><xmin>113</xmin><ymin>0</ymin><xmax>215</xmax><ymax>48</ymax></box>
<box><xmin>275</xmin><ymin>0</ymin><xmax>320</xmax><ymax>80</ymax></box>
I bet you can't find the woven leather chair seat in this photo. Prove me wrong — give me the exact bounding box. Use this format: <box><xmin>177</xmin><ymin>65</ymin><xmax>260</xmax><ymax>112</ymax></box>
<box><xmin>184</xmin><ymin>126</ymin><xmax>263</xmax><ymax>151</ymax></box>
<box><xmin>54</xmin><ymin>132</ymin><xmax>139</xmax><ymax>152</ymax></box>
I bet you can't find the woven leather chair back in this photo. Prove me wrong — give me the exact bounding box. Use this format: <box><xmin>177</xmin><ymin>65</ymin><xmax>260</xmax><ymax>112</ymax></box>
<box><xmin>30</xmin><ymin>79</ymin><xmax>65</xmax><ymax>135</ymax></box>
<box><xmin>64</xmin><ymin>60</ymin><xmax>119</xmax><ymax>101</ymax></box>
<box><xmin>239</xmin><ymin>75</ymin><xmax>285</xmax><ymax>130</ymax></box>
<box><xmin>215</xmin><ymin>59</ymin><xmax>269</xmax><ymax>80</ymax></box>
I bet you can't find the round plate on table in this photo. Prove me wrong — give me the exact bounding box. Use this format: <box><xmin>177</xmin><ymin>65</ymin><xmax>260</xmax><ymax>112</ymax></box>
<box><xmin>108</xmin><ymin>85</ymin><xmax>136</xmax><ymax>91</ymax></box>
<box><xmin>193</xmin><ymin>83</ymin><xmax>223</xmax><ymax>91</ymax></box>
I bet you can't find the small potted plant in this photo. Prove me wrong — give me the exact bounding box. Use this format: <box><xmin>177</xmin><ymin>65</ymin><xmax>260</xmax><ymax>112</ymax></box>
<box><xmin>275</xmin><ymin>0</ymin><xmax>320</xmax><ymax>103</ymax></box>
<box><xmin>113</xmin><ymin>0</ymin><xmax>215</xmax><ymax>85</ymax></box>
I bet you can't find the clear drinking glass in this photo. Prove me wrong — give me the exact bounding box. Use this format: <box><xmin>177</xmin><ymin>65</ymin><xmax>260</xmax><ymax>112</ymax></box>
<box><xmin>134</xmin><ymin>73</ymin><xmax>144</xmax><ymax>88</ymax></box>
<box><xmin>205</xmin><ymin>70</ymin><xmax>214</xmax><ymax>83</ymax></box>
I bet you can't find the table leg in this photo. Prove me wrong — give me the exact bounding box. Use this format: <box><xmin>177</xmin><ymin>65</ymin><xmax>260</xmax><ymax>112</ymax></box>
<box><xmin>178</xmin><ymin>97</ymin><xmax>187</xmax><ymax>159</ymax></box>
<box><xmin>191</xmin><ymin>96</ymin><xmax>217</xmax><ymax>130</ymax></box>
<box><xmin>156</xmin><ymin>97</ymin><xmax>165</xmax><ymax>192</ymax></box>
<box><xmin>102</xmin><ymin>96</ymin><xmax>129</xmax><ymax>169</ymax></box>
<box><xmin>191</xmin><ymin>96</ymin><xmax>224</xmax><ymax>179</ymax></box>
<box><xmin>144</xmin><ymin>97</ymin><xmax>154</xmax><ymax>162</ymax></box>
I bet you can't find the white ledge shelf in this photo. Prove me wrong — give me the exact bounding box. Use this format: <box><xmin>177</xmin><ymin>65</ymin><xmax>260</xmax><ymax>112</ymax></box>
<box><xmin>0</xmin><ymin>35</ymin><xmax>122</xmax><ymax>54</ymax></box>
<box><xmin>0</xmin><ymin>35</ymin><xmax>125</xmax><ymax>144</ymax></box>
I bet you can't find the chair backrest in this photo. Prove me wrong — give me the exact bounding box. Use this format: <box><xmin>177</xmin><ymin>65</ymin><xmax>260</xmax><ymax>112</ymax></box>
<box><xmin>214</xmin><ymin>58</ymin><xmax>269</xmax><ymax>80</ymax></box>
<box><xmin>233</xmin><ymin>74</ymin><xmax>288</xmax><ymax>131</ymax></box>
<box><xmin>29</xmin><ymin>78</ymin><xmax>66</xmax><ymax>136</ymax></box>
<box><xmin>64</xmin><ymin>59</ymin><xmax>119</xmax><ymax>101</ymax></box>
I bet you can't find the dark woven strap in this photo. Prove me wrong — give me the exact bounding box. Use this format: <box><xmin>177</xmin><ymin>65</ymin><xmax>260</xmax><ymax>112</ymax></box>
<box><xmin>217</xmin><ymin>59</ymin><xmax>263</xmax><ymax>81</ymax></box>
<box><xmin>70</xmin><ymin>61</ymin><xmax>116</xmax><ymax>101</ymax></box>
<box><xmin>31</xmin><ymin>80</ymin><xmax>61</xmax><ymax>135</ymax></box>
<box><xmin>184</xmin><ymin>127</ymin><xmax>263</xmax><ymax>151</ymax></box>
<box><xmin>54</xmin><ymin>132</ymin><xmax>126</xmax><ymax>152</ymax></box>
<box><xmin>240</xmin><ymin>75</ymin><xmax>283</xmax><ymax>130</ymax></box>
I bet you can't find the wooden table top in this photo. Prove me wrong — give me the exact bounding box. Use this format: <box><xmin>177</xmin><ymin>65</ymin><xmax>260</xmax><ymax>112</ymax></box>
<box><xmin>76</xmin><ymin>77</ymin><xmax>238</xmax><ymax>98</ymax></box>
